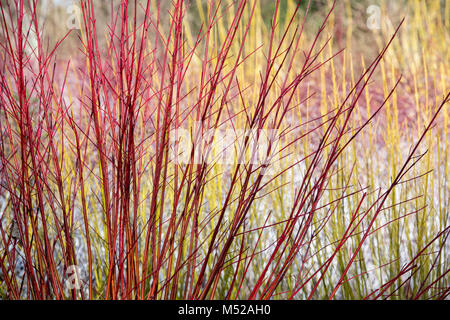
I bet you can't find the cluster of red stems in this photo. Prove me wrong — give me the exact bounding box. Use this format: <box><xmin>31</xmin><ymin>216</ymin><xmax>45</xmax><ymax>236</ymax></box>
<box><xmin>0</xmin><ymin>0</ymin><xmax>449</xmax><ymax>300</ymax></box>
